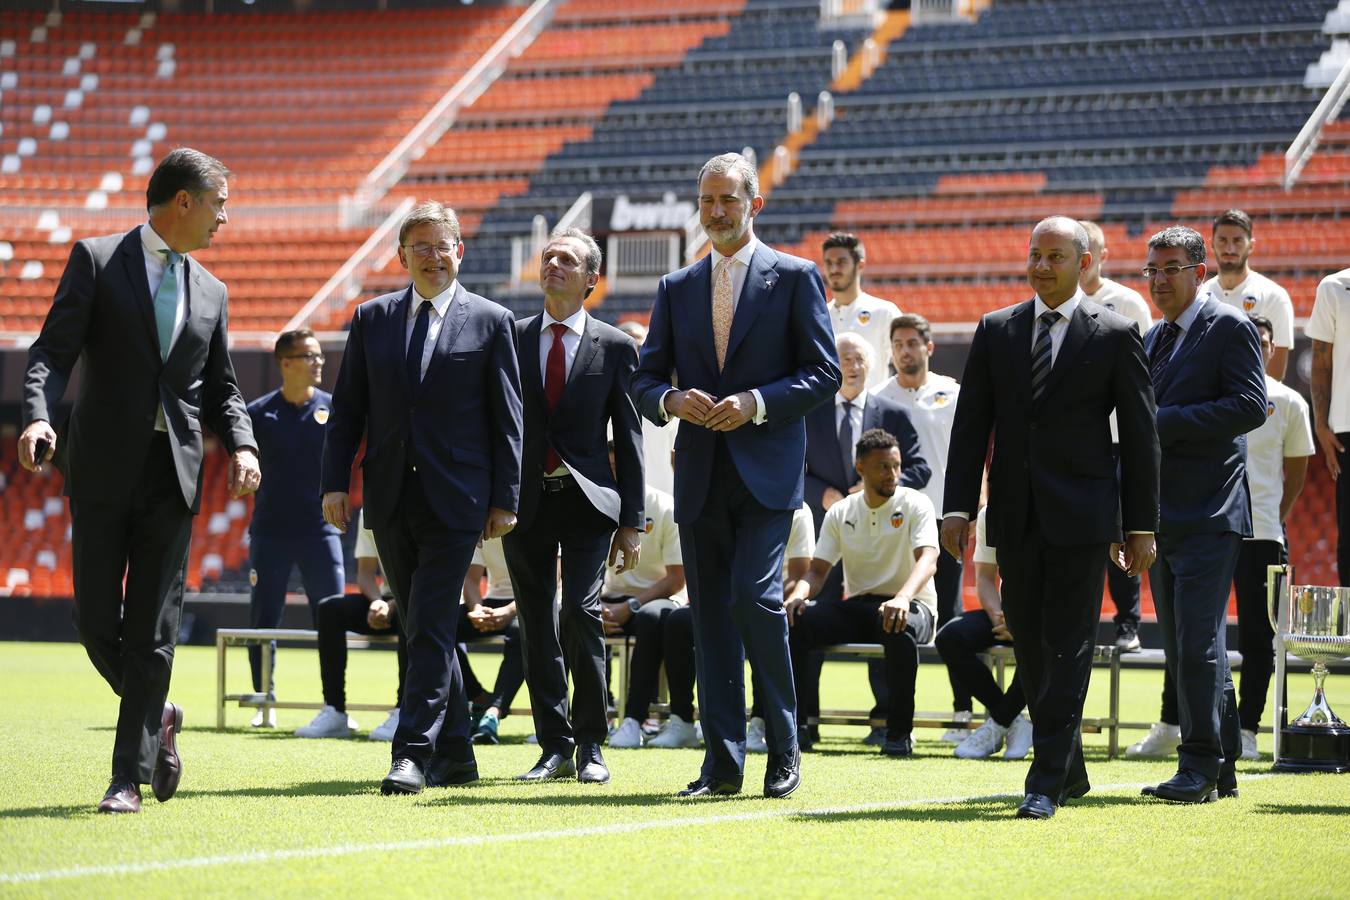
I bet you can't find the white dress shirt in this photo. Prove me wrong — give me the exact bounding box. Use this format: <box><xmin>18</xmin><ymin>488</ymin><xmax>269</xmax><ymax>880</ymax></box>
<box><xmin>406</xmin><ymin>280</ymin><xmax>458</xmax><ymax>381</ymax></box>
<box><xmin>141</xmin><ymin>223</ymin><xmax>187</xmax><ymax>433</ymax></box>
<box><xmin>1032</xmin><ymin>291</ymin><xmax>1083</xmax><ymax>366</ymax></box>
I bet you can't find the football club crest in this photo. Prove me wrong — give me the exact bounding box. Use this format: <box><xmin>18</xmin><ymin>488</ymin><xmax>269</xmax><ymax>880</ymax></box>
<box><xmin>932</xmin><ymin>392</ymin><xmax>950</xmax><ymax>407</ymax></box>
<box><xmin>1266</xmin><ymin>401</ymin><xmax>1276</xmax><ymax>418</ymax></box>
<box><xmin>249</xmin><ymin>569</ymin><xmax>259</xmax><ymax>586</ymax></box>
<box><xmin>857</xmin><ymin>310</ymin><xmax>872</xmax><ymax>325</ymax></box>
<box><xmin>644</xmin><ymin>517</ymin><xmax>654</xmax><ymax>534</ymax></box>
<box><xmin>1243</xmin><ymin>296</ymin><xmax>1257</xmax><ymax>312</ymax></box>
<box><xmin>314</xmin><ymin>407</ymin><xmax>330</xmax><ymax>425</ymax></box>
<box><xmin>890</xmin><ymin>511</ymin><xmax>904</xmax><ymax>529</ymax></box>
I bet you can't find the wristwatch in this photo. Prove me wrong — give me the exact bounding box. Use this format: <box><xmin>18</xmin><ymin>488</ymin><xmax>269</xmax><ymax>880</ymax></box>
<box><xmin>627</xmin><ymin>598</ymin><xmax>641</xmax><ymax>613</ymax></box>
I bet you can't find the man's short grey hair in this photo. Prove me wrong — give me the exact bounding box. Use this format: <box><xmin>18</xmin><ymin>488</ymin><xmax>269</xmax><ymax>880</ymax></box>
<box><xmin>617</xmin><ymin>320</ymin><xmax>648</xmax><ymax>343</ymax></box>
<box><xmin>836</xmin><ymin>331</ymin><xmax>875</xmax><ymax>373</ymax></box>
<box><xmin>1032</xmin><ymin>216</ymin><xmax>1089</xmax><ymax>257</ymax></box>
<box><xmin>549</xmin><ymin>227</ymin><xmax>602</xmax><ymax>277</ymax></box>
<box><xmin>1147</xmin><ymin>225</ymin><xmax>1207</xmax><ymax>264</ymax></box>
<box><xmin>698</xmin><ymin>152</ymin><xmax>759</xmax><ymax>200</ymax></box>
<box><xmin>398</xmin><ymin>201</ymin><xmax>461</xmax><ymax>247</ymax></box>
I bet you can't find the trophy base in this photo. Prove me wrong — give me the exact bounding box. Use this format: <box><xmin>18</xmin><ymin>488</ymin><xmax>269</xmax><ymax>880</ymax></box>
<box><xmin>1274</xmin><ymin>724</ymin><xmax>1350</xmax><ymax>774</ymax></box>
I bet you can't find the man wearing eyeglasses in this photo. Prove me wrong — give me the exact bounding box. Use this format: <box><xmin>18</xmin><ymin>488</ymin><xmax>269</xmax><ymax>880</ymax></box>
<box><xmin>243</xmin><ymin>328</ymin><xmax>345</xmax><ymax>726</ymax></box>
<box><xmin>322</xmin><ymin>201</ymin><xmax>524</xmax><ymax>795</ymax></box>
<box><xmin>941</xmin><ymin>216</ymin><xmax>1159</xmax><ymax>820</ymax></box>
<box><xmin>1139</xmin><ymin>226</ymin><xmax>1266</xmax><ymax>805</ymax></box>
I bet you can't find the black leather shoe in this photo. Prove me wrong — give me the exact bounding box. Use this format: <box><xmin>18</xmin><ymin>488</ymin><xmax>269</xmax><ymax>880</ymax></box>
<box><xmin>1145</xmin><ymin>768</ymin><xmax>1217</xmax><ymax>804</ymax></box>
<box><xmin>1217</xmin><ymin>769</ymin><xmax>1239</xmax><ymax>799</ymax></box>
<box><xmin>426</xmin><ymin>754</ymin><xmax>479</xmax><ymax>787</ymax></box>
<box><xmin>150</xmin><ymin>701</ymin><xmax>184</xmax><ymax>802</ymax></box>
<box><xmin>97</xmin><ymin>779</ymin><xmax>142</xmax><ymax>814</ymax></box>
<box><xmin>576</xmin><ymin>743</ymin><xmax>610</xmax><ymax>784</ymax></box>
<box><xmin>1059</xmin><ymin>778</ymin><xmax>1090</xmax><ymax>804</ymax></box>
<box><xmin>764</xmin><ymin>746</ymin><xmax>801</xmax><ymax>798</ymax></box>
<box><xmin>1016</xmin><ymin>793</ymin><xmax>1056</xmax><ymax>819</ymax></box>
<box><xmin>678</xmin><ymin>775</ymin><xmax>742</xmax><ymax>798</ymax></box>
<box><xmin>880</xmin><ymin>735</ymin><xmax>913</xmax><ymax>757</ymax></box>
<box><xmin>517</xmin><ymin>751</ymin><xmax>576</xmax><ymax>781</ymax></box>
<box><xmin>796</xmin><ymin>726</ymin><xmax>816</xmax><ymax>754</ymax></box>
<box><xmin>380</xmin><ymin>757</ymin><xmax>425</xmax><ymax>795</ymax></box>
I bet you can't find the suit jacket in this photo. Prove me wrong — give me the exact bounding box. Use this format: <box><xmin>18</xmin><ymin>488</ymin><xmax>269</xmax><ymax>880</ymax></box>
<box><xmin>321</xmin><ymin>283</ymin><xmax>523</xmax><ymax>533</ymax></box>
<box><xmin>1145</xmin><ymin>298</ymin><xmax>1267</xmax><ymax>537</ymax></box>
<box><xmin>514</xmin><ymin>312</ymin><xmax>644</xmax><ymax>531</ymax></box>
<box><xmin>944</xmin><ymin>297</ymin><xmax>1160</xmax><ymax>549</ymax></box>
<box><xmin>23</xmin><ymin>226</ymin><xmax>254</xmax><ymax>513</ymax></box>
<box><xmin>631</xmin><ymin>242</ymin><xmax>841</xmax><ymax>522</ymax></box>
<box><xmin>803</xmin><ymin>392</ymin><xmax>930</xmax><ymax>530</ymax></box>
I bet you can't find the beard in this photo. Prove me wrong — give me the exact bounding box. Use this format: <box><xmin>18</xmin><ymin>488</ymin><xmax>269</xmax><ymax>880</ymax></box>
<box><xmin>704</xmin><ymin>210</ymin><xmax>750</xmax><ymax>245</ymax></box>
<box><xmin>828</xmin><ymin>272</ymin><xmax>857</xmax><ymax>293</ymax></box>
<box><xmin>1218</xmin><ymin>255</ymin><xmax>1248</xmax><ymax>275</ymax></box>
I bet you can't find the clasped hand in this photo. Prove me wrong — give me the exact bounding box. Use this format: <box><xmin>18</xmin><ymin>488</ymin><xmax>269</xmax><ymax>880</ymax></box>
<box><xmin>665</xmin><ymin>389</ymin><xmax>756</xmax><ymax>432</ymax></box>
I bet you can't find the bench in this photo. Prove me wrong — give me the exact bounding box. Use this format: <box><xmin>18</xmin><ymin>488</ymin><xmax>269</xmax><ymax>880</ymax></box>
<box><xmin>813</xmin><ymin>643</ymin><xmax>1129</xmax><ymax>758</ymax></box>
<box><xmin>215</xmin><ymin>627</ymin><xmax>636</xmax><ymax>729</ymax></box>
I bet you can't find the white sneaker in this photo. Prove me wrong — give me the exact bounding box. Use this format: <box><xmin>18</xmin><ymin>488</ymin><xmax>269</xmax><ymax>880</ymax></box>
<box><xmin>369</xmin><ymin>708</ymin><xmax>399</xmax><ymax>742</ymax></box>
<box><xmin>1003</xmin><ymin>713</ymin><xmax>1034</xmax><ymax>760</ymax></box>
<box><xmin>294</xmin><ymin>705</ymin><xmax>351</xmax><ymax>738</ymax></box>
<box><xmin>648</xmin><ymin>714</ymin><xmax>702</xmax><ymax>748</ymax></box>
<box><xmin>251</xmin><ymin>707</ymin><xmax>277</xmax><ymax>728</ymax></box>
<box><xmin>954</xmin><ymin>718</ymin><xmax>1007</xmax><ymax>759</ymax></box>
<box><xmin>609</xmin><ymin>717</ymin><xmax>645</xmax><ymax>748</ymax></box>
<box><xmin>746</xmin><ymin>716</ymin><xmax>768</xmax><ymax>753</ymax></box>
<box><xmin>941</xmin><ymin>710</ymin><xmax>973</xmax><ymax>743</ymax></box>
<box><xmin>1240</xmin><ymin>728</ymin><xmax>1259</xmax><ymax>761</ymax></box>
<box><xmin>1125</xmin><ymin>722</ymin><xmax>1181</xmax><ymax>758</ymax></box>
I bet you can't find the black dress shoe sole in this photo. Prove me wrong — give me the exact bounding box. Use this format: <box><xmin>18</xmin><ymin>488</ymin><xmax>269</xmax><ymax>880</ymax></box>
<box><xmin>380</xmin><ymin>779</ymin><xmax>424</xmax><ymax>795</ymax></box>
<box><xmin>1218</xmin><ymin>786</ymin><xmax>1239</xmax><ymax>799</ymax></box>
<box><xmin>1148</xmin><ymin>787</ymin><xmax>1218</xmax><ymax>804</ymax></box>
<box><xmin>151</xmin><ymin>704</ymin><xmax>185</xmax><ymax>803</ymax></box>
<box><xmin>578</xmin><ymin>768</ymin><xmax>611</xmax><ymax>784</ymax></box>
<box><xmin>764</xmin><ymin>778</ymin><xmax>801</xmax><ymax>799</ymax></box>
<box><xmin>678</xmin><ymin>784</ymin><xmax>741</xmax><ymax>798</ymax></box>
<box><xmin>1015</xmin><ymin>805</ymin><xmax>1055</xmax><ymax>820</ymax></box>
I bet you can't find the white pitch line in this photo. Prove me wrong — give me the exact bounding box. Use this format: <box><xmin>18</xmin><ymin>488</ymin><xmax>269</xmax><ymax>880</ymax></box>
<box><xmin>0</xmin><ymin>776</ymin><xmax>1274</xmax><ymax>885</ymax></box>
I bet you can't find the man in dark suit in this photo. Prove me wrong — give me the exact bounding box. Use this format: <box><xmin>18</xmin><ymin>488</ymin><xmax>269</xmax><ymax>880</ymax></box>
<box><xmin>802</xmin><ymin>330</ymin><xmax>928</xmax><ymax>744</ymax></box>
<box><xmin>18</xmin><ymin>148</ymin><xmax>259</xmax><ymax>813</ymax></box>
<box><xmin>321</xmin><ymin>201</ymin><xmax>523</xmax><ymax>795</ymax></box>
<box><xmin>632</xmin><ymin>152</ymin><xmax>841</xmax><ymax>799</ymax></box>
<box><xmin>1138</xmin><ymin>226</ymin><xmax>1266</xmax><ymax>804</ymax></box>
<box><xmin>503</xmin><ymin>228</ymin><xmax>644</xmax><ymax>785</ymax></box>
<box><xmin>941</xmin><ymin>216</ymin><xmax>1160</xmax><ymax>820</ymax></box>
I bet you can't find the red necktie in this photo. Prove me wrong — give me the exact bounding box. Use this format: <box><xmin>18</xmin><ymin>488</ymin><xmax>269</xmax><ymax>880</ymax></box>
<box><xmin>544</xmin><ymin>322</ymin><xmax>568</xmax><ymax>472</ymax></box>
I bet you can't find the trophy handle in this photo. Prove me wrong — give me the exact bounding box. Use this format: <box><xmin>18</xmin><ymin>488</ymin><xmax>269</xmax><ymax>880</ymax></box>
<box><xmin>1268</xmin><ymin>563</ymin><xmax>1290</xmax><ymax>763</ymax></box>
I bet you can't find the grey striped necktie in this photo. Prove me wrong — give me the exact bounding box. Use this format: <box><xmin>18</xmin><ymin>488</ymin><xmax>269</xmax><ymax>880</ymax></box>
<box><xmin>1030</xmin><ymin>310</ymin><xmax>1061</xmax><ymax>403</ymax></box>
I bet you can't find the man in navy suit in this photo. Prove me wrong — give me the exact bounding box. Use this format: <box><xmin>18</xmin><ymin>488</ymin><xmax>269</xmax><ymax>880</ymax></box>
<box><xmin>322</xmin><ymin>201</ymin><xmax>523</xmax><ymax>795</ymax></box>
<box><xmin>504</xmin><ymin>228</ymin><xmax>645</xmax><ymax>785</ymax></box>
<box><xmin>942</xmin><ymin>217</ymin><xmax>1159</xmax><ymax>820</ymax></box>
<box><xmin>632</xmin><ymin>152</ymin><xmax>841</xmax><ymax>799</ymax></box>
<box><xmin>1139</xmin><ymin>226</ymin><xmax>1266</xmax><ymax>804</ymax></box>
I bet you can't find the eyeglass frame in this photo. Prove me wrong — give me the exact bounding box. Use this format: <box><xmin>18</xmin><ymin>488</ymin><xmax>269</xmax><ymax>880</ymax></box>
<box><xmin>281</xmin><ymin>352</ymin><xmax>325</xmax><ymax>363</ymax></box>
<box><xmin>1141</xmin><ymin>263</ymin><xmax>1202</xmax><ymax>280</ymax></box>
<box><xmin>402</xmin><ymin>240</ymin><xmax>460</xmax><ymax>258</ymax></box>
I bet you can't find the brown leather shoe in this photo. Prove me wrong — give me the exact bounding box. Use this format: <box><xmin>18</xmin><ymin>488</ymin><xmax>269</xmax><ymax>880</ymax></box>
<box><xmin>98</xmin><ymin>779</ymin><xmax>142</xmax><ymax>814</ymax></box>
<box><xmin>151</xmin><ymin>702</ymin><xmax>184</xmax><ymax>802</ymax></box>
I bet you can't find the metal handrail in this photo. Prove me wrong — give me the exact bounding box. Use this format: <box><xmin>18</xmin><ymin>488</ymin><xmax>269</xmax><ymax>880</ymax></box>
<box><xmin>1286</xmin><ymin>54</ymin><xmax>1350</xmax><ymax>190</ymax></box>
<box><xmin>346</xmin><ymin>0</ymin><xmax>561</xmax><ymax>222</ymax></box>
<box><xmin>281</xmin><ymin>196</ymin><xmax>415</xmax><ymax>334</ymax></box>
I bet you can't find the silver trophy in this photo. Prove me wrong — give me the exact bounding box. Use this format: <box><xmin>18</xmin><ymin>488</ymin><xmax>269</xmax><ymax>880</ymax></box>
<box><xmin>1267</xmin><ymin>565</ymin><xmax>1350</xmax><ymax>773</ymax></box>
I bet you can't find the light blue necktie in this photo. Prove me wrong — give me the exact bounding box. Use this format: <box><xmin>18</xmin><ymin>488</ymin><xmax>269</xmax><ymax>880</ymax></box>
<box><xmin>154</xmin><ymin>249</ymin><xmax>182</xmax><ymax>361</ymax></box>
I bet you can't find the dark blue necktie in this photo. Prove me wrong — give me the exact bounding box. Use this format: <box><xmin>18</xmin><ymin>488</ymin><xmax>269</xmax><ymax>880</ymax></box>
<box><xmin>838</xmin><ymin>399</ymin><xmax>856</xmax><ymax>479</ymax></box>
<box><xmin>1149</xmin><ymin>321</ymin><xmax>1180</xmax><ymax>385</ymax></box>
<box><xmin>406</xmin><ymin>300</ymin><xmax>431</xmax><ymax>388</ymax></box>
<box><xmin>1030</xmin><ymin>310</ymin><xmax>1061</xmax><ymax>403</ymax></box>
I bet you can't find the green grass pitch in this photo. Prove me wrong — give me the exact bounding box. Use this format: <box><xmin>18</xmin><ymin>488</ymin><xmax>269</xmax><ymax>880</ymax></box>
<box><xmin>1</xmin><ymin>641</ymin><xmax>1348</xmax><ymax>897</ymax></box>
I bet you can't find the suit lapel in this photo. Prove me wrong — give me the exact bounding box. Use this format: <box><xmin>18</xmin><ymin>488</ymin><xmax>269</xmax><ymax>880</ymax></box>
<box><xmin>118</xmin><ymin>228</ymin><xmax>161</xmax><ymax>356</ymax></box>
<box><xmin>420</xmin><ymin>283</ymin><xmax>469</xmax><ymax>387</ymax></box>
<box><xmin>566</xmin><ymin>316</ymin><xmax>601</xmax><ymax>390</ymax></box>
<box><xmin>389</xmin><ymin>286</ymin><xmax>417</xmax><ymax>398</ymax></box>
<box><xmin>1154</xmin><ymin>300</ymin><xmax>1214</xmax><ymax>397</ymax></box>
<box><xmin>1008</xmin><ymin>301</ymin><xmax>1035</xmax><ymax>411</ymax></box>
<box><xmin>520</xmin><ymin>315</ymin><xmax>547</xmax><ymax>409</ymax></box>
<box><xmin>723</xmin><ymin>243</ymin><xmax>778</xmax><ymax>366</ymax></box>
<box><xmin>686</xmin><ymin>255</ymin><xmax>717</xmax><ymax>372</ymax></box>
<box><xmin>1035</xmin><ymin>303</ymin><xmax>1099</xmax><ymax>407</ymax></box>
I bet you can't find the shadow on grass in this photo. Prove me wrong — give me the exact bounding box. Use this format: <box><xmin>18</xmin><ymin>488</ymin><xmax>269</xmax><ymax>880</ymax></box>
<box><xmin>417</xmin><ymin>782</ymin><xmax>739</xmax><ymax>808</ymax></box>
<box><xmin>0</xmin><ymin>780</ymin><xmax>383</xmax><ymax>819</ymax></box>
<box><xmin>1251</xmin><ymin>802</ymin><xmax>1350</xmax><ymax>816</ymax></box>
<box><xmin>796</xmin><ymin>793</ymin><xmax>1143</xmax><ymax>824</ymax></box>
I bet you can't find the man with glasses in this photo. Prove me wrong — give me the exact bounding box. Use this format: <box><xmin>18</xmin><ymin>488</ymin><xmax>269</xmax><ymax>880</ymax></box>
<box><xmin>244</xmin><ymin>329</ymin><xmax>345</xmax><ymax>727</ymax></box>
<box><xmin>322</xmin><ymin>201</ymin><xmax>523</xmax><ymax>795</ymax></box>
<box><xmin>1139</xmin><ymin>226</ymin><xmax>1266</xmax><ymax>805</ymax></box>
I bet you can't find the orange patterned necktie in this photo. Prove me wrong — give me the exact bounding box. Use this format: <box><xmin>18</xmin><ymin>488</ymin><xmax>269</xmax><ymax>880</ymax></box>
<box><xmin>712</xmin><ymin>256</ymin><xmax>733</xmax><ymax>371</ymax></box>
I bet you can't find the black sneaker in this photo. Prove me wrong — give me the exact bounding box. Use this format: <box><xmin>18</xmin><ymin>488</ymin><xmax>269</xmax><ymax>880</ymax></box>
<box><xmin>1115</xmin><ymin>623</ymin><xmax>1142</xmax><ymax>653</ymax></box>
